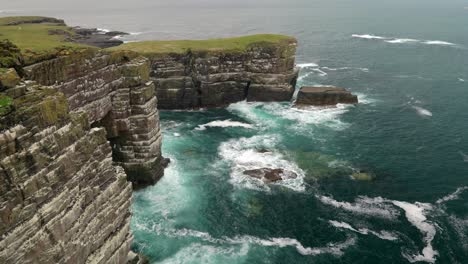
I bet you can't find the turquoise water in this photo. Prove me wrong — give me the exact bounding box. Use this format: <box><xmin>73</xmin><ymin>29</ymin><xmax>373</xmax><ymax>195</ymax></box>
<box><xmin>4</xmin><ymin>1</ymin><xmax>468</xmax><ymax>263</ymax></box>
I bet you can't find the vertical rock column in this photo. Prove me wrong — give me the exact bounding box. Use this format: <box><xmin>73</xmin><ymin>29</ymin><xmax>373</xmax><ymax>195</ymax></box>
<box><xmin>104</xmin><ymin>57</ymin><xmax>166</xmax><ymax>186</ymax></box>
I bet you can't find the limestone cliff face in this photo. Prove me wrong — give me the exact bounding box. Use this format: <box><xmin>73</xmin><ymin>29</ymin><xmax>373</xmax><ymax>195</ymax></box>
<box><xmin>151</xmin><ymin>43</ymin><xmax>298</xmax><ymax>109</ymax></box>
<box><xmin>0</xmin><ymin>50</ymin><xmax>162</xmax><ymax>263</ymax></box>
<box><xmin>24</xmin><ymin>51</ymin><xmax>166</xmax><ymax>185</ymax></box>
<box><xmin>0</xmin><ymin>87</ymin><xmax>132</xmax><ymax>263</ymax></box>
<box><xmin>0</xmin><ymin>31</ymin><xmax>297</xmax><ymax>264</ymax></box>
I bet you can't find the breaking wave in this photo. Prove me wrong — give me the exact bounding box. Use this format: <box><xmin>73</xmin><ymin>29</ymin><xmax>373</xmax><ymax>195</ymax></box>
<box><xmin>412</xmin><ymin>106</ymin><xmax>433</xmax><ymax>117</ymax></box>
<box><xmin>352</xmin><ymin>34</ymin><xmax>458</xmax><ymax>47</ymax></box>
<box><xmin>218</xmin><ymin>135</ymin><xmax>306</xmax><ymax>192</ymax></box>
<box><xmin>196</xmin><ymin>119</ymin><xmax>254</xmax><ymax>130</ymax></box>
<box><xmin>316</xmin><ymin>191</ymin><xmax>465</xmax><ymax>263</ymax></box>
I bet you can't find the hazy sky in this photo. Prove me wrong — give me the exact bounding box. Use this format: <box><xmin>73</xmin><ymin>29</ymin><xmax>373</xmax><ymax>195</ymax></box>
<box><xmin>1</xmin><ymin>0</ymin><xmax>467</xmax><ymax>10</ymax></box>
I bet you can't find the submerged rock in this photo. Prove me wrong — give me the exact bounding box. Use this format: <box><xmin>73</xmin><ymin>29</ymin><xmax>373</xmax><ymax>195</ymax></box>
<box><xmin>295</xmin><ymin>86</ymin><xmax>358</xmax><ymax>106</ymax></box>
<box><xmin>351</xmin><ymin>171</ymin><xmax>375</xmax><ymax>181</ymax></box>
<box><xmin>244</xmin><ymin>168</ymin><xmax>297</xmax><ymax>183</ymax></box>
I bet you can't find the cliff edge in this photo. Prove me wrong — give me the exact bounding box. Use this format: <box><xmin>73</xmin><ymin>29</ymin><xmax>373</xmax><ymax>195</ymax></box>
<box><xmin>0</xmin><ymin>16</ymin><xmax>298</xmax><ymax>263</ymax></box>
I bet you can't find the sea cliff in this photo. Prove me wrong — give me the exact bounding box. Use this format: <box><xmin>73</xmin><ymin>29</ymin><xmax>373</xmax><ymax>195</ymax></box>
<box><xmin>0</xmin><ymin>16</ymin><xmax>298</xmax><ymax>263</ymax></box>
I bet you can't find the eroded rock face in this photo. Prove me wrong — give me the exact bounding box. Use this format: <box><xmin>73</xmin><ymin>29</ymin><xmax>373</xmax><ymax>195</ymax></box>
<box><xmin>295</xmin><ymin>86</ymin><xmax>358</xmax><ymax>106</ymax></box>
<box><xmin>0</xmin><ymin>86</ymin><xmax>132</xmax><ymax>263</ymax></box>
<box><xmin>244</xmin><ymin>168</ymin><xmax>298</xmax><ymax>183</ymax></box>
<box><xmin>24</xmin><ymin>51</ymin><xmax>166</xmax><ymax>186</ymax></box>
<box><xmin>151</xmin><ymin>43</ymin><xmax>298</xmax><ymax>109</ymax></box>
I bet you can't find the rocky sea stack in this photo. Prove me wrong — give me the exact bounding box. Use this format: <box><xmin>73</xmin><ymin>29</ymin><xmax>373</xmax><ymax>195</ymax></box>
<box><xmin>0</xmin><ymin>16</ymin><xmax>298</xmax><ymax>263</ymax></box>
<box><xmin>295</xmin><ymin>86</ymin><xmax>358</xmax><ymax>106</ymax></box>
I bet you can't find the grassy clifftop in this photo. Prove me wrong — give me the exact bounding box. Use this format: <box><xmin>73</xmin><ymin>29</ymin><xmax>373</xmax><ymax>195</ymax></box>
<box><xmin>0</xmin><ymin>16</ymin><xmax>91</xmax><ymax>65</ymax></box>
<box><xmin>1</xmin><ymin>16</ymin><xmax>296</xmax><ymax>64</ymax></box>
<box><xmin>108</xmin><ymin>34</ymin><xmax>297</xmax><ymax>56</ymax></box>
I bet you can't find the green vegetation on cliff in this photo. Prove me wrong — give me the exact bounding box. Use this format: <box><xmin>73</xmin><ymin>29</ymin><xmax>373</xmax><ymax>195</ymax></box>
<box><xmin>0</xmin><ymin>94</ymin><xmax>12</xmax><ymax>116</ymax></box>
<box><xmin>0</xmin><ymin>16</ymin><xmax>91</xmax><ymax>65</ymax></box>
<box><xmin>108</xmin><ymin>34</ymin><xmax>296</xmax><ymax>55</ymax></box>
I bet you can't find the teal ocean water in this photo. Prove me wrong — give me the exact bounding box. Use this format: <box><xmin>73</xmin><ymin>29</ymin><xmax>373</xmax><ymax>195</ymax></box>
<box><xmin>3</xmin><ymin>0</ymin><xmax>468</xmax><ymax>263</ymax></box>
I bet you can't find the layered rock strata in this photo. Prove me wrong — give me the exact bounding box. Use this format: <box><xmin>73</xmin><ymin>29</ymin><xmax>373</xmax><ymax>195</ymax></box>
<box><xmin>295</xmin><ymin>86</ymin><xmax>358</xmax><ymax>106</ymax></box>
<box><xmin>23</xmin><ymin>51</ymin><xmax>166</xmax><ymax>185</ymax></box>
<box><xmin>151</xmin><ymin>44</ymin><xmax>298</xmax><ymax>109</ymax></box>
<box><xmin>0</xmin><ymin>17</ymin><xmax>299</xmax><ymax>264</ymax></box>
<box><xmin>0</xmin><ymin>85</ymin><xmax>132</xmax><ymax>263</ymax></box>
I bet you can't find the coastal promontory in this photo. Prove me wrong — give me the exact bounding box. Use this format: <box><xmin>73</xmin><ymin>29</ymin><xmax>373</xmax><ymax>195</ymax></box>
<box><xmin>0</xmin><ymin>16</ymin><xmax>298</xmax><ymax>263</ymax></box>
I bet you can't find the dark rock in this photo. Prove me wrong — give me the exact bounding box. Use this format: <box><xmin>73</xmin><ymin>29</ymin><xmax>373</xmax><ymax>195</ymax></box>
<box><xmin>295</xmin><ymin>86</ymin><xmax>358</xmax><ymax>106</ymax></box>
<box><xmin>243</xmin><ymin>168</ymin><xmax>297</xmax><ymax>183</ymax></box>
<box><xmin>106</xmin><ymin>31</ymin><xmax>129</xmax><ymax>37</ymax></box>
<box><xmin>5</xmin><ymin>17</ymin><xmax>65</xmax><ymax>26</ymax></box>
<box><xmin>58</xmin><ymin>27</ymin><xmax>128</xmax><ymax>48</ymax></box>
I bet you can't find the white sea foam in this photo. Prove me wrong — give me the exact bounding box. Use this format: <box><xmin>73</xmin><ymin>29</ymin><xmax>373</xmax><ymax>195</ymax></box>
<box><xmin>297</xmin><ymin>62</ymin><xmax>319</xmax><ymax>68</ymax></box>
<box><xmin>329</xmin><ymin>220</ymin><xmax>398</xmax><ymax>241</ymax></box>
<box><xmin>459</xmin><ymin>151</ymin><xmax>468</xmax><ymax>162</ymax></box>
<box><xmin>297</xmin><ymin>72</ymin><xmax>313</xmax><ymax>82</ymax></box>
<box><xmin>272</xmin><ymin>103</ymin><xmax>352</xmax><ymax>130</ymax></box>
<box><xmin>458</xmin><ymin>78</ymin><xmax>466</xmax><ymax>82</ymax></box>
<box><xmin>160</xmin><ymin>227</ymin><xmax>356</xmax><ymax>258</ymax></box>
<box><xmin>311</xmin><ymin>68</ymin><xmax>328</xmax><ymax>76</ymax></box>
<box><xmin>227</xmin><ymin>235</ymin><xmax>356</xmax><ymax>256</ymax></box>
<box><xmin>317</xmin><ymin>195</ymin><xmax>399</xmax><ymax>219</ymax></box>
<box><xmin>129</xmin><ymin>32</ymin><xmax>143</xmax><ymax>35</ymax></box>
<box><xmin>196</xmin><ymin>119</ymin><xmax>254</xmax><ymax>131</ymax></box>
<box><xmin>97</xmin><ymin>28</ymin><xmax>110</xmax><ymax>33</ymax></box>
<box><xmin>392</xmin><ymin>201</ymin><xmax>438</xmax><ymax>263</ymax></box>
<box><xmin>423</xmin><ymin>40</ymin><xmax>456</xmax><ymax>46</ymax></box>
<box><xmin>321</xmin><ymin>66</ymin><xmax>370</xmax><ymax>72</ymax></box>
<box><xmin>436</xmin><ymin>186</ymin><xmax>468</xmax><ymax>204</ymax></box>
<box><xmin>385</xmin><ymin>38</ymin><xmax>419</xmax><ymax>44</ymax></box>
<box><xmin>218</xmin><ymin>135</ymin><xmax>306</xmax><ymax>192</ymax></box>
<box><xmin>173</xmin><ymin>132</ymin><xmax>181</xmax><ymax>137</ymax></box>
<box><xmin>412</xmin><ymin>106</ymin><xmax>433</xmax><ymax>117</ymax></box>
<box><xmin>352</xmin><ymin>34</ymin><xmax>386</xmax><ymax>40</ymax></box>
<box><xmin>352</xmin><ymin>34</ymin><xmax>458</xmax><ymax>47</ymax></box>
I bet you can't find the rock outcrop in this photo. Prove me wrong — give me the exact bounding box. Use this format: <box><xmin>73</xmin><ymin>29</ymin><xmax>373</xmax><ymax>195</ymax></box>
<box><xmin>112</xmin><ymin>36</ymin><xmax>299</xmax><ymax>109</ymax></box>
<box><xmin>0</xmin><ymin>47</ymin><xmax>164</xmax><ymax>263</ymax></box>
<box><xmin>0</xmin><ymin>85</ymin><xmax>133</xmax><ymax>263</ymax></box>
<box><xmin>152</xmin><ymin>48</ymin><xmax>298</xmax><ymax>109</ymax></box>
<box><xmin>0</xmin><ymin>17</ymin><xmax>299</xmax><ymax>264</ymax></box>
<box><xmin>243</xmin><ymin>168</ymin><xmax>298</xmax><ymax>183</ymax></box>
<box><xmin>22</xmin><ymin>50</ymin><xmax>167</xmax><ymax>186</ymax></box>
<box><xmin>295</xmin><ymin>86</ymin><xmax>358</xmax><ymax>106</ymax></box>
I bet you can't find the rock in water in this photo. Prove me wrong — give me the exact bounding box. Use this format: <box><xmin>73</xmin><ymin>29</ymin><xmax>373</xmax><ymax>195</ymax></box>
<box><xmin>243</xmin><ymin>168</ymin><xmax>297</xmax><ymax>183</ymax></box>
<box><xmin>295</xmin><ymin>86</ymin><xmax>358</xmax><ymax>106</ymax></box>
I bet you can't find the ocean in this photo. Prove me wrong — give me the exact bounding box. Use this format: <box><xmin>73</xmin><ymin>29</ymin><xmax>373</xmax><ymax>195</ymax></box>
<box><xmin>2</xmin><ymin>0</ymin><xmax>468</xmax><ymax>263</ymax></box>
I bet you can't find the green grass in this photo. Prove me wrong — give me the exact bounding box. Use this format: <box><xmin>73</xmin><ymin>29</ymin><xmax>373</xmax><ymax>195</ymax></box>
<box><xmin>0</xmin><ymin>16</ymin><xmax>62</xmax><ymax>26</ymax></box>
<box><xmin>0</xmin><ymin>94</ymin><xmax>12</xmax><ymax>116</ymax></box>
<box><xmin>108</xmin><ymin>34</ymin><xmax>296</xmax><ymax>55</ymax></box>
<box><xmin>0</xmin><ymin>16</ymin><xmax>92</xmax><ymax>65</ymax></box>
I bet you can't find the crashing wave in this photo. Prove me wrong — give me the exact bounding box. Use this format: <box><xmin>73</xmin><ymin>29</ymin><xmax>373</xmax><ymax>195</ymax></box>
<box><xmin>218</xmin><ymin>135</ymin><xmax>306</xmax><ymax>192</ymax></box>
<box><xmin>196</xmin><ymin>119</ymin><xmax>254</xmax><ymax>130</ymax></box>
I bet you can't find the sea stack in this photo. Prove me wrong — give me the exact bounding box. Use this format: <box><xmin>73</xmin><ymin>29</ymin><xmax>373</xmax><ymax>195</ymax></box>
<box><xmin>295</xmin><ymin>86</ymin><xmax>358</xmax><ymax>106</ymax></box>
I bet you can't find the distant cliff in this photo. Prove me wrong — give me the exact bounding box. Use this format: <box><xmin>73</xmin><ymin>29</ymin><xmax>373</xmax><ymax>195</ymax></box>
<box><xmin>0</xmin><ymin>16</ymin><xmax>298</xmax><ymax>263</ymax></box>
<box><xmin>110</xmin><ymin>35</ymin><xmax>298</xmax><ymax>109</ymax></box>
